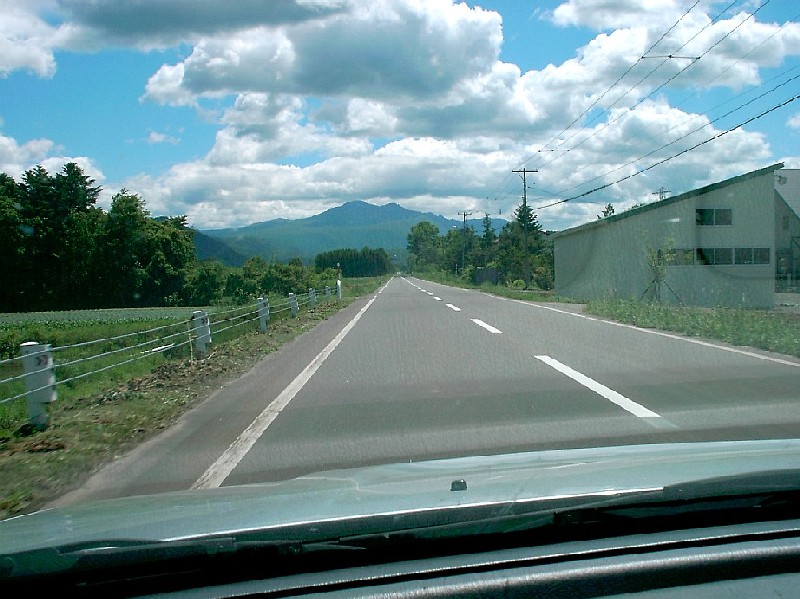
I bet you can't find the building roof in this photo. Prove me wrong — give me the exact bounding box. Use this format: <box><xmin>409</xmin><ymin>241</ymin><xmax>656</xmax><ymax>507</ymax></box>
<box><xmin>553</xmin><ymin>162</ymin><xmax>785</xmax><ymax>239</ymax></box>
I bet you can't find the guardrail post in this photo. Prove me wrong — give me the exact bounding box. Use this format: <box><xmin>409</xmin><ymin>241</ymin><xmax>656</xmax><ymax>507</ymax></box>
<box><xmin>20</xmin><ymin>342</ymin><xmax>56</xmax><ymax>430</ymax></box>
<box><xmin>192</xmin><ymin>310</ymin><xmax>212</xmax><ymax>358</ymax></box>
<box><xmin>325</xmin><ymin>285</ymin><xmax>331</xmax><ymax>303</ymax></box>
<box><xmin>289</xmin><ymin>293</ymin><xmax>298</xmax><ymax>317</ymax></box>
<box><xmin>257</xmin><ymin>297</ymin><xmax>270</xmax><ymax>333</ymax></box>
<box><xmin>309</xmin><ymin>288</ymin><xmax>316</xmax><ymax>309</ymax></box>
<box><xmin>337</xmin><ymin>279</ymin><xmax>342</xmax><ymax>301</ymax></box>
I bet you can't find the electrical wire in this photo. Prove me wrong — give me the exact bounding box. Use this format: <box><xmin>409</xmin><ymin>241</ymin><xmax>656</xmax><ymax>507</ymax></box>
<box><xmin>535</xmin><ymin>89</ymin><xmax>800</xmax><ymax>210</ymax></box>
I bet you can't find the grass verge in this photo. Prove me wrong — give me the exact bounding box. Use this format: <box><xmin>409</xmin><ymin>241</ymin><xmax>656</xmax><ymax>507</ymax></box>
<box><xmin>0</xmin><ymin>277</ymin><xmax>387</xmax><ymax>519</ymax></box>
<box><xmin>585</xmin><ymin>298</ymin><xmax>800</xmax><ymax>358</ymax></box>
<box><xmin>409</xmin><ymin>270</ymin><xmax>576</xmax><ymax>303</ymax></box>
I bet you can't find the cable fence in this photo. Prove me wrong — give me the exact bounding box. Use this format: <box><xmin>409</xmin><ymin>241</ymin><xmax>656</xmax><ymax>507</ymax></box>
<box><xmin>0</xmin><ymin>285</ymin><xmax>342</xmax><ymax>428</ymax></box>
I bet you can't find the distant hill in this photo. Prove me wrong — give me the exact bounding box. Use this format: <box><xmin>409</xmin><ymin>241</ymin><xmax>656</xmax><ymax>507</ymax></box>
<box><xmin>200</xmin><ymin>201</ymin><xmax>507</xmax><ymax>264</ymax></box>
<box><xmin>191</xmin><ymin>229</ymin><xmax>247</xmax><ymax>266</ymax></box>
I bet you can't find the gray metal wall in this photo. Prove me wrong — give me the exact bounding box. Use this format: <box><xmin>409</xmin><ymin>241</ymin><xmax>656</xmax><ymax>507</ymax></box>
<box><xmin>554</xmin><ymin>170</ymin><xmax>776</xmax><ymax>308</ymax></box>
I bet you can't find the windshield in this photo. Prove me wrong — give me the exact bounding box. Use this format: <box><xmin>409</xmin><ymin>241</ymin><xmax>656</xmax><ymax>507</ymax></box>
<box><xmin>2</xmin><ymin>0</ymin><xmax>800</xmax><ymax>572</ymax></box>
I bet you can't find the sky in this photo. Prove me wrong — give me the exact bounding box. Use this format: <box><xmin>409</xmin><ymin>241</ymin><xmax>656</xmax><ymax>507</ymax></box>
<box><xmin>1</xmin><ymin>0</ymin><xmax>800</xmax><ymax>231</ymax></box>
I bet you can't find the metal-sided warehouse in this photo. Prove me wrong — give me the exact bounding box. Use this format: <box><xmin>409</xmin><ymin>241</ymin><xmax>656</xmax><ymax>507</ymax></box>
<box><xmin>553</xmin><ymin>163</ymin><xmax>800</xmax><ymax>308</ymax></box>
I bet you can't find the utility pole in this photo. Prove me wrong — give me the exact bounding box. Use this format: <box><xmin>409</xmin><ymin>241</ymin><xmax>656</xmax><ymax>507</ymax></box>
<box><xmin>512</xmin><ymin>168</ymin><xmax>538</xmax><ymax>287</ymax></box>
<box><xmin>652</xmin><ymin>186</ymin><xmax>671</xmax><ymax>201</ymax></box>
<box><xmin>458</xmin><ymin>210</ymin><xmax>473</xmax><ymax>274</ymax></box>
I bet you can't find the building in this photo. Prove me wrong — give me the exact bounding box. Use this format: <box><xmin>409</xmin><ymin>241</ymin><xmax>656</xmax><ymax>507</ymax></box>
<box><xmin>553</xmin><ymin>163</ymin><xmax>800</xmax><ymax>308</ymax></box>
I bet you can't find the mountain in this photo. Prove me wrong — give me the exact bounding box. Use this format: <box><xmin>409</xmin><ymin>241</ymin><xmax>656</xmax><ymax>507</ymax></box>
<box><xmin>192</xmin><ymin>229</ymin><xmax>248</xmax><ymax>266</ymax></box>
<box><xmin>200</xmin><ymin>201</ymin><xmax>507</xmax><ymax>264</ymax></box>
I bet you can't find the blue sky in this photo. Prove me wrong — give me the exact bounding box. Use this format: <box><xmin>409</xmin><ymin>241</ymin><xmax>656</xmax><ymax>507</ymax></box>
<box><xmin>1</xmin><ymin>0</ymin><xmax>799</xmax><ymax>230</ymax></box>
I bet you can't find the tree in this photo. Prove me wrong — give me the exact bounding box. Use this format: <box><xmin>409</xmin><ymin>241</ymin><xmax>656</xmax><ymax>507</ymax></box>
<box><xmin>12</xmin><ymin>164</ymin><xmax>104</xmax><ymax>310</ymax></box>
<box><xmin>479</xmin><ymin>213</ymin><xmax>497</xmax><ymax>267</ymax></box>
<box><xmin>315</xmin><ymin>247</ymin><xmax>392</xmax><ymax>277</ymax></box>
<box><xmin>0</xmin><ymin>174</ymin><xmax>25</xmax><ymax>310</ymax></box>
<box><xmin>185</xmin><ymin>260</ymin><xmax>227</xmax><ymax>306</ymax></box>
<box><xmin>597</xmin><ymin>203</ymin><xmax>615</xmax><ymax>219</ymax></box>
<box><xmin>406</xmin><ymin>221</ymin><xmax>441</xmax><ymax>270</ymax></box>
<box><xmin>503</xmin><ymin>198</ymin><xmax>544</xmax><ymax>287</ymax></box>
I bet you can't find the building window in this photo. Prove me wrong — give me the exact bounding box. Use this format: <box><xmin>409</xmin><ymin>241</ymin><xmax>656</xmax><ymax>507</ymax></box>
<box><xmin>735</xmin><ymin>247</ymin><xmax>753</xmax><ymax>265</ymax></box>
<box><xmin>754</xmin><ymin>247</ymin><xmax>770</xmax><ymax>264</ymax></box>
<box><xmin>696</xmin><ymin>208</ymin><xmax>732</xmax><ymax>226</ymax></box>
<box><xmin>697</xmin><ymin>248</ymin><xmax>733</xmax><ymax>265</ymax></box>
<box><xmin>734</xmin><ymin>247</ymin><xmax>770</xmax><ymax>265</ymax></box>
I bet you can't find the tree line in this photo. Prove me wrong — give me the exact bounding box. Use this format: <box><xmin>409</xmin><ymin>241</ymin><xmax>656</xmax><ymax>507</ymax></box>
<box><xmin>406</xmin><ymin>200</ymin><xmax>554</xmax><ymax>289</ymax></box>
<box><xmin>315</xmin><ymin>247</ymin><xmax>393</xmax><ymax>277</ymax></box>
<box><xmin>0</xmin><ymin>164</ymin><xmax>391</xmax><ymax>313</ymax></box>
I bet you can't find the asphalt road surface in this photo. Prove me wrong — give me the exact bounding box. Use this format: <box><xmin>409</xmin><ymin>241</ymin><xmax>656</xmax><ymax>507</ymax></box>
<box><xmin>54</xmin><ymin>276</ymin><xmax>800</xmax><ymax>505</ymax></box>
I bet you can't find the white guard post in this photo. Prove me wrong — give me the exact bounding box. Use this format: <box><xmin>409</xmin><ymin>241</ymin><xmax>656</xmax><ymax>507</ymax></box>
<box><xmin>192</xmin><ymin>310</ymin><xmax>212</xmax><ymax>358</ymax></box>
<box><xmin>257</xmin><ymin>297</ymin><xmax>270</xmax><ymax>333</ymax></box>
<box><xmin>20</xmin><ymin>342</ymin><xmax>56</xmax><ymax>429</ymax></box>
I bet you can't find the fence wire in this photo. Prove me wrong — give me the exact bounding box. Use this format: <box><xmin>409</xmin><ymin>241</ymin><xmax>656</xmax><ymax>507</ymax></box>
<box><xmin>1</xmin><ymin>289</ymin><xmax>334</xmax><ymax>407</ymax></box>
<box><xmin>52</xmin><ymin>318</ymin><xmax>189</xmax><ymax>352</ymax></box>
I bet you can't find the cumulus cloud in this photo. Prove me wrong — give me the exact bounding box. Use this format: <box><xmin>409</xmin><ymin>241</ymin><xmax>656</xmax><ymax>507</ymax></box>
<box><xmin>550</xmin><ymin>0</ymin><xmax>687</xmax><ymax>30</ymax></box>
<box><xmin>143</xmin><ymin>0</ymin><xmax>502</xmax><ymax>103</ymax></box>
<box><xmin>59</xmin><ymin>0</ymin><xmax>347</xmax><ymax>49</ymax></box>
<box><xmin>0</xmin><ymin>1</ymin><xmax>67</xmax><ymax>77</ymax></box>
<box><xmin>4</xmin><ymin>0</ymin><xmax>799</xmax><ymax>232</ymax></box>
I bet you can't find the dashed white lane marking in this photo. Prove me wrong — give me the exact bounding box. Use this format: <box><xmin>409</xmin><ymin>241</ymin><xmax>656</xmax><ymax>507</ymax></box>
<box><xmin>193</xmin><ymin>284</ymin><xmax>386</xmax><ymax>489</ymax></box>
<box><xmin>433</xmin><ymin>296</ymin><xmax>442</xmax><ymax>301</ymax></box>
<box><xmin>446</xmin><ymin>304</ymin><xmax>462</xmax><ymax>312</ymax></box>
<box><xmin>535</xmin><ymin>355</ymin><xmax>666</xmax><ymax>424</ymax></box>
<box><xmin>427</xmin><ymin>292</ymin><xmax>434</xmax><ymax>295</ymax></box>
<box><xmin>472</xmin><ymin>319</ymin><xmax>502</xmax><ymax>334</ymax></box>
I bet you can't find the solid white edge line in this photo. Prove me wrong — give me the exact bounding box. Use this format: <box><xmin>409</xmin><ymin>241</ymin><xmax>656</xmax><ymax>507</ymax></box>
<box><xmin>193</xmin><ymin>283</ymin><xmax>386</xmax><ymax>490</ymax></box>
<box><xmin>511</xmin><ymin>299</ymin><xmax>800</xmax><ymax>369</ymax></box>
<box><xmin>472</xmin><ymin>319</ymin><xmax>502</xmax><ymax>334</ymax></box>
<box><xmin>535</xmin><ymin>355</ymin><xmax>661</xmax><ymax>419</ymax></box>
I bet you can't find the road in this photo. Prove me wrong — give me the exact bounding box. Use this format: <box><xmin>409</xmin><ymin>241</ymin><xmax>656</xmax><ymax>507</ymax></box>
<box><xmin>53</xmin><ymin>276</ymin><xmax>800</xmax><ymax>504</ymax></box>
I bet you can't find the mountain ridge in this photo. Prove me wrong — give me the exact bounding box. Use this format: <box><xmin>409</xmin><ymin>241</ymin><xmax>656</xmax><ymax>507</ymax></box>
<box><xmin>198</xmin><ymin>201</ymin><xmax>507</xmax><ymax>265</ymax></box>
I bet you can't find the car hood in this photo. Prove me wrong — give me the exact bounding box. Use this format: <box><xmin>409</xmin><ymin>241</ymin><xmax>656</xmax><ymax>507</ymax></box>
<box><xmin>3</xmin><ymin>439</ymin><xmax>800</xmax><ymax>554</ymax></box>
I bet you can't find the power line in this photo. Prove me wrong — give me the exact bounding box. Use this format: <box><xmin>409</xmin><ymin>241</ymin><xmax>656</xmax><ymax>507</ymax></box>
<box><xmin>532</xmin><ymin>0</ymin><xmax>761</xmax><ymax>176</ymax></box>
<box><xmin>550</xmin><ymin>68</ymin><xmax>800</xmax><ymax>199</ymax></box>
<box><xmin>481</xmin><ymin>1</ymin><xmax>706</xmax><ymax>208</ymax></box>
<box><xmin>535</xmin><ymin>90</ymin><xmax>800</xmax><ymax>211</ymax></box>
<box><xmin>533</xmin><ymin>1</ymin><xmax>703</xmax><ymax>157</ymax></box>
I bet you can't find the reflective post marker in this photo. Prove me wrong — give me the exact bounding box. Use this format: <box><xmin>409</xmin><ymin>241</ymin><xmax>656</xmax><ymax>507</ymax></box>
<box><xmin>20</xmin><ymin>342</ymin><xmax>56</xmax><ymax>429</ymax></box>
<box><xmin>192</xmin><ymin>311</ymin><xmax>212</xmax><ymax>358</ymax></box>
<box><xmin>257</xmin><ymin>297</ymin><xmax>270</xmax><ymax>333</ymax></box>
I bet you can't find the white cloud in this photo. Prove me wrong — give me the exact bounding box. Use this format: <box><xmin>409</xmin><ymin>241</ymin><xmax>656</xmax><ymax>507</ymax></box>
<box><xmin>788</xmin><ymin>113</ymin><xmax>800</xmax><ymax>130</ymax></box>
<box><xmin>143</xmin><ymin>0</ymin><xmax>502</xmax><ymax>103</ymax></box>
<box><xmin>59</xmin><ymin>0</ymin><xmax>347</xmax><ymax>49</ymax></box>
<box><xmin>0</xmin><ymin>133</ymin><xmax>57</xmax><ymax>178</ymax></box>
<box><xmin>550</xmin><ymin>0</ymin><xmax>686</xmax><ymax>30</ymax></box>
<box><xmin>0</xmin><ymin>1</ymin><xmax>64</xmax><ymax>77</ymax></box>
<box><xmin>4</xmin><ymin>0</ymin><xmax>799</xmax><ymax>234</ymax></box>
<box><xmin>147</xmin><ymin>130</ymin><xmax>181</xmax><ymax>145</ymax></box>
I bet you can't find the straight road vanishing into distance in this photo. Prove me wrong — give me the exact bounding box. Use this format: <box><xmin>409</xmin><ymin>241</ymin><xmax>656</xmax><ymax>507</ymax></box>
<box><xmin>54</xmin><ymin>276</ymin><xmax>800</xmax><ymax>505</ymax></box>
